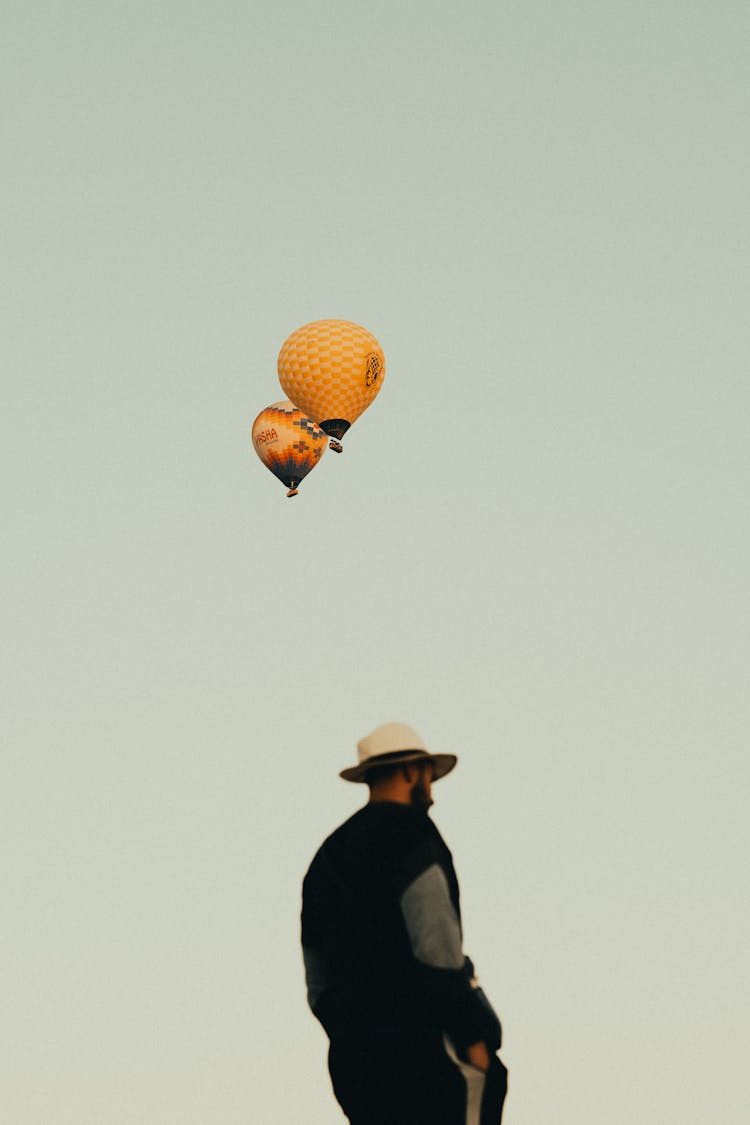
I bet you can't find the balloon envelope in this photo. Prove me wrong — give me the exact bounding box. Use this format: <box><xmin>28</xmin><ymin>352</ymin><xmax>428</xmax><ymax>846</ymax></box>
<box><xmin>252</xmin><ymin>400</ymin><xmax>327</xmax><ymax>497</ymax></box>
<box><xmin>277</xmin><ymin>319</ymin><xmax>385</xmax><ymax>449</ymax></box>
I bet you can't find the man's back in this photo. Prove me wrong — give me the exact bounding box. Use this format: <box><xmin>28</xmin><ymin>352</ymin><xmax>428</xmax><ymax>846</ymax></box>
<box><xmin>302</xmin><ymin>801</ymin><xmax>459</xmax><ymax>1036</ymax></box>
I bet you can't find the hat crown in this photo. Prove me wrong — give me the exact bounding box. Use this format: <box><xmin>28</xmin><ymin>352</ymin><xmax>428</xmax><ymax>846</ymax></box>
<box><xmin>357</xmin><ymin>721</ymin><xmax>427</xmax><ymax>766</ymax></box>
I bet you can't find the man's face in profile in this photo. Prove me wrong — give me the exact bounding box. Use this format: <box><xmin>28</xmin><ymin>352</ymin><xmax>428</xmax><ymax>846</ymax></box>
<box><xmin>410</xmin><ymin>762</ymin><xmax>435</xmax><ymax>810</ymax></box>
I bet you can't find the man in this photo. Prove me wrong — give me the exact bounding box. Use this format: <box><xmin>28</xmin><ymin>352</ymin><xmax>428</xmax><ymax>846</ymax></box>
<box><xmin>301</xmin><ymin>721</ymin><xmax>508</xmax><ymax>1125</ymax></box>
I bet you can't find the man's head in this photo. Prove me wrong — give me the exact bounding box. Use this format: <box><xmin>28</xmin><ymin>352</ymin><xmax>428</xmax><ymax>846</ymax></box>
<box><xmin>365</xmin><ymin>758</ymin><xmax>436</xmax><ymax>809</ymax></box>
<box><xmin>338</xmin><ymin>722</ymin><xmax>457</xmax><ymax>804</ymax></box>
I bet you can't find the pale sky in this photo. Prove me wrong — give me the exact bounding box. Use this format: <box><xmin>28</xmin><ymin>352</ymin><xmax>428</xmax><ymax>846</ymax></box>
<box><xmin>2</xmin><ymin>2</ymin><xmax>749</xmax><ymax>1123</ymax></box>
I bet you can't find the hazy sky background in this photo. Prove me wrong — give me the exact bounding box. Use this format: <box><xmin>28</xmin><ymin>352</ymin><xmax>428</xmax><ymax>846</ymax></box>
<box><xmin>3</xmin><ymin>2</ymin><xmax>748</xmax><ymax>1122</ymax></box>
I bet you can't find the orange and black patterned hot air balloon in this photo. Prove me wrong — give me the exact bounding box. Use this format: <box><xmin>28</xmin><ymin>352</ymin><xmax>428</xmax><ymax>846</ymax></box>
<box><xmin>251</xmin><ymin>400</ymin><xmax>327</xmax><ymax>497</ymax></box>
<box><xmin>277</xmin><ymin>319</ymin><xmax>385</xmax><ymax>451</ymax></box>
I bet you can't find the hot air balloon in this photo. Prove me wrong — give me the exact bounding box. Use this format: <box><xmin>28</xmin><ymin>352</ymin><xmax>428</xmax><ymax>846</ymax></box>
<box><xmin>251</xmin><ymin>400</ymin><xmax>327</xmax><ymax>497</ymax></box>
<box><xmin>277</xmin><ymin>319</ymin><xmax>385</xmax><ymax>452</ymax></box>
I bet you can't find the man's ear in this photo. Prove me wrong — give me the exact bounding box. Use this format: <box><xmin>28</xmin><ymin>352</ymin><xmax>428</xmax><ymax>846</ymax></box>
<box><xmin>401</xmin><ymin>763</ymin><xmax>417</xmax><ymax>786</ymax></box>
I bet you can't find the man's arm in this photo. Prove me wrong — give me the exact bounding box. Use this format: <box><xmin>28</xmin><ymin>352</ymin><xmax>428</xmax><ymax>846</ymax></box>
<box><xmin>398</xmin><ymin>857</ymin><xmax>501</xmax><ymax>1055</ymax></box>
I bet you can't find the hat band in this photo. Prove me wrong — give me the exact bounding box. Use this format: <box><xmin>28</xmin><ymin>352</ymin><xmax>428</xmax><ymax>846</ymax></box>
<box><xmin>361</xmin><ymin>748</ymin><xmax>429</xmax><ymax>769</ymax></box>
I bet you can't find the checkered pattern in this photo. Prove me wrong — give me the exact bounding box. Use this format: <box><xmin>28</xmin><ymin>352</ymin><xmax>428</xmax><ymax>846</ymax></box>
<box><xmin>277</xmin><ymin>320</ymin><xmax>385</xmax><ymax>428</ymax></box>
<box><xmin>251</xmin><ymin>400</ymin><xmax>327</xmax><ymax>493</ymax></box>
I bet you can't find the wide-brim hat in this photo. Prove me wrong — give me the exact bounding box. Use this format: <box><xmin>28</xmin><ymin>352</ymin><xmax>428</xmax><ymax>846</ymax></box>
<box><xmin>339</xmin><ymin>721</ymin><xmax>457</xmax><ymax>784</ymax></box>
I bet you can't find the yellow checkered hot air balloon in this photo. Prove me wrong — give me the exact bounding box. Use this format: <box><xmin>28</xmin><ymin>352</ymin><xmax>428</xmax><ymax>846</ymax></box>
<box><xmin>277</xmin><ymin>319</ymin><xmax>385</xmax><ymax>452</ymax></box>
<box><xmin>252</xmin><ymin>401</ymin><xmax>327</xmax><ymax>498</ymax></box>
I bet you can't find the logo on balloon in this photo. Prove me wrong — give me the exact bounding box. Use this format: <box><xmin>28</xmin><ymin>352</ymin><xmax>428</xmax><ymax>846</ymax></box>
<box><xmin>364</xmin><ymin>353</ymin><xmax>381</xmax><ymax>387</ymax></box>
<box><xmin>254</xmin><ymin>427</ymin><xmax>279</xmax><ymax>446</ymax></box>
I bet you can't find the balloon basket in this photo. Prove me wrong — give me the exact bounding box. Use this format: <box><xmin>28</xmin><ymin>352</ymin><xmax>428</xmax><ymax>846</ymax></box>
<box><xmin>286</xmin><ymin>488</ymin><xmax>299</xmax><ymax>498</ymax></box>
<box><xmin>329</xmin><ymin>440</ymin><xmax>343</xmax><ymax>453</ymax></box>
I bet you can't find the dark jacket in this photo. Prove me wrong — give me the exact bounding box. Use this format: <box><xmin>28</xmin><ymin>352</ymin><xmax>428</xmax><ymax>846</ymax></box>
<box><xmin>301</xmin><ymin>801</ymin><xmax>501</xmax><ymax>1052</ymax></box>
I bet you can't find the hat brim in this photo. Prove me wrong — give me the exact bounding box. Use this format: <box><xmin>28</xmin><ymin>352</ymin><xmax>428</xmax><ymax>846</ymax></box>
<box><xmin>339</xmin><ymin>751</ymin><xmax>457</xmax><ymax>784</ymax></box>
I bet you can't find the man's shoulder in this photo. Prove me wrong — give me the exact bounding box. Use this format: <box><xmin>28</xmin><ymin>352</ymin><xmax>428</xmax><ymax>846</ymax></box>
<box><xmin>306</xmin><ymin>804</ymin><xmax>433</xmax><ymax>871</ymax></box>
<box><xmin>327</xmin><ymin>802</ymin><xmax>429</xmax><ymax>849</ymax></box>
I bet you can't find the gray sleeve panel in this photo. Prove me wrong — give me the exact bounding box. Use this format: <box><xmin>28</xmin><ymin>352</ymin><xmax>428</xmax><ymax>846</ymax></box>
<box><xmin>302</xmin><ymin>946</ymin><xmax>330</xmax><ymax>1010</ymax></box>
<box><xmin>400</xmin><ymin>862</ymin><xmax>465</xmax><ymax>971</ymax></box>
